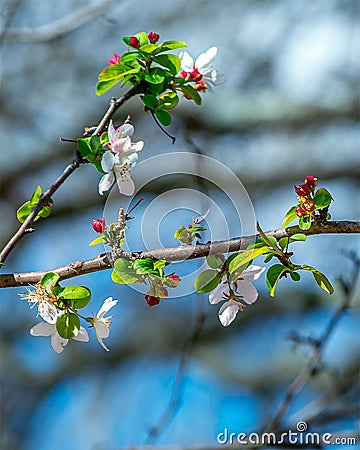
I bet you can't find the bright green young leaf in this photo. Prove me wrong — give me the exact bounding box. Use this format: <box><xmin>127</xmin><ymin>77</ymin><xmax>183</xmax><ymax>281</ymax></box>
<box><xmin>77</xmin><ymin>138</ymin><xmax>92</xmax><ymax>157</ymax></box>
<box><xmin>300</xmin><ymin>264</ymin><xmax>334</xmax><ymax>294</ymax></box>
<box><xmin>289</xmin><ymin>233</ymin><xmax>307</xmax><ymax>242</ymax></box>
<box><xmin>144</xmin><ymin>68</ymin><xmax>165</xmax><ymax>84</ymax></box>
<box><xmin>41</xmin><ymin>272</ymin><xmax>60</xmax><ymax>294</ymax></box>
<box><xmin>155</xmin><ymin>110</ymin><xmax>171</xmax><ymax>126</ymax></box>
<box><xmin>134</xmin><ymin>32</ymin><xmax>149</xmax><ymax>46</ymax></box>
<box><xmin>313</xmin><ymin>188</ymin><xmax>333</xmax><ymax>209</ymax></box>
<box><xmin>139</xmin><ymin>43</ymin><xmax>158</xmax><ymax>54</ymax></box>
<box><xmin>154</xmin><ymin>54</ymin><xmax>181</xmax><ymax>75</ymax></box>
<box><xmin>113</xmin><ymin>258</ymin><xmax>140</xmax><ymax>284</ymax></box>
<box><xmin>180</xmin><ymin>85</ymin><xmax>202</xmax><ymax>105</ymax></box>
<box><xmin>30</xmin><ymin>186</ymin><xmax>42</xmax><ymax>203</ymax></box>
<box><xmin>89</xmin><ymin>236</ymin><xmax>105</xmax><ymax>247</ymax></box>
<box><xmin>263</xmin><ymin>253</ymin><xmax>275</xmax><ymax>263</ymax></box>
<box><xmin>282</xmin><ymin>206</ymin><xmax>298</xmax><ymax>228</ymax></box>
<box><xmin>246</xmin><ymin>238</ymin><xmax>269</xmax><ymax>250</ymax></box>
<box><xmin>159</xmin><ymin>40</ymin><xmax>187</xmax><ymax>52</ymax></box>
<box><xmin>120</xmin><ymin>52</ymin><xmax>140</xmax><ymax>64</ymax></box>
<box><xmin>58</xmin><ymin>286</ymin><xmax>91</xmax><ymax>309</ymax></box>
<box><xmin>299</xmin><ymin>216</ymin><xmax>311</xmax><ymax>230</ymax></box>
<box><xmin>206</xmin><ymin>255</ymin><xmax>224</xmax><ymax>269</ymax></box>
<box><xmin>266</xmin><ymin>264</ymin><xmax>289</xmax><ymax>297</ymax></box>
<box><xmin>56</xmin><ymin>312</ymin><xmax>80</xmax><ymax>339</ymax></box>
<box><xmin>157</xmin><ymin>92</ymin><xmax>179</xmax><ymax>110</ymax></box>
<box><xmin>153</xmin><ymin>260</ymin><xmax>167</xmax><ymax>271</ymax></box>
<box><xmin>229</xmin><ymin>246</ymin><xmax>270</xmax><ymax>275</ymax></box>
<box><xmin>194</xmin><ymin>269</ymin><xmax>222</xmax><ymax>294</ymax></box>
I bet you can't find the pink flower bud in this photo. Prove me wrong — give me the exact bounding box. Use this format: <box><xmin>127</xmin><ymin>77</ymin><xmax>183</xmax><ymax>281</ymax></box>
<box><xmin>148</xmin><ymin>32</ymin><xmax>160</xmax><ymax>43</ymax></box>
<box><xmin>92</xmin><ymin>218</ymin><xmax>106</xmax><ymax>234</ymax></box>
<box><xmin>189</xmin><ymin>68</ymin><xmax>202</xmax><ymax>81</ymax></box>
<box><xmin>303</xmin><ymin>199</ymin><xmax>315</xmax><ymax>212</ymax></box>
<box><xmin>304</xmin><ymin>175</ymin><xmax>317</xmax><ymax>190</ymax></box>
<box><xmin>167</xmin><ymin>273</ymin><xmax>181</xmax><ymax>287</ymax></box>
<box><xmin>294</xmin><ymin>183</ymin><xmax>311</xmax><ymax>197</ymax></box>
<box><xmin>179</xmin><ymin>70</ymin><xmax>188</xmax><ymax>79</ymax></box>
<box><xmin>129</xmin><ymin>36</ymin><xmax>140</xmax><ymax>48</ymax></box>
<box><xmin>145</xmin><ymin>294</ymin><xmax>160</xmax><ymax>307</ymax></box>
<box><xmin>109</xmin><ymin>53</ymin><xmax>121</xmax><ymax>65</ymax></box>
<box><xmin>295</xmin><ymin>207</ymin><xmax>307</xmax><ymax>217</ymax></box>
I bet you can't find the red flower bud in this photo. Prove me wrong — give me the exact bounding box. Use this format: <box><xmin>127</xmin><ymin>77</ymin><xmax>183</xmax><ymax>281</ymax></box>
<box><xmin>148</xmin><ymin>32</ymin><xmax>160</xmax><ymax>43</ymax></box>
<box><xmin>145</xmin><ymin>294</ymin><xmax>160</xmax><ymax>307</ymax></box>
<box><xmin>303</xmin><ymin>199</ymin><xmax>315</xmax><ymax>212</ymax></box>
<box><xmin>194</xmin><ymin>81</ymin><xmax>207</xmax><ymax>92</ymax></box>
<box><xmin>304</xmin><ymin>175</ymin><xmax>317</xmax><ymax>190</ymax></box>
<box><xmin>189</xmin><ymin>68</ymin><xmax>202</xmax><ymax>81</ymax></box>
<box><xmin>179</xmin><ymin>70</ymin><xmax>188</xmax><ymax>79</ymax></box>
<box><xmin>295</xmin><ymin>207</ymin><xmax>307</xmax><ymax>217</ymax></box>
<box><xmin>294</xmin><ymin>183</ymin><xmax>311</xmax><ymax>197</ymax></box>
<box><xmin>109</xmin><ymin>53</ymin><xmax>121</xmax><ymax>65</ymax></box>
<box><xmin>167</xmin><ymin>273</ymin><xmax>181</xmax><ymax>287</ymax></box>
<box><xmin>129</xmin><ymin>36</ymin><xmax>140</xmax><ymax>48</ymax></box>
<box><xmin>92</xmin><ymin>218</ymin><xmax>106</xmax><ymax>234</ymax></box>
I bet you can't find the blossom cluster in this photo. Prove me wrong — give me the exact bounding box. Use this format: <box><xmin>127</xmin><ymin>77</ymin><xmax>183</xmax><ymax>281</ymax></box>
<box><xmin>294</xmin><ymin>175</ymin><xmax>318</xmax><ymax>217</ymax></box>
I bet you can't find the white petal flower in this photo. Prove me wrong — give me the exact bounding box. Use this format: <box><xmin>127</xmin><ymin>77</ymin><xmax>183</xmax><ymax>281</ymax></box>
<box><xmin>20</xmin><ymin>284</ymin><xmax>59</xmax><ymax>324</ymax></box>
<box><xmin>30</xmin><ymin>322</ymin><xmax>89</xmax><ymax>354</ymax></box>
<box><xmin>91</xmin><ymin>297</ymin><xmax>118</xmax><ymax>351</ymax></box>
<box><xmin>218</xmin><ymin>300</ymin><xmax>242</xmax><ymax>327</ymax></box>
<box><xmin>208</xmin><ymin>277</ymin><xmax>229</xmax><ymax>304</ymax></box>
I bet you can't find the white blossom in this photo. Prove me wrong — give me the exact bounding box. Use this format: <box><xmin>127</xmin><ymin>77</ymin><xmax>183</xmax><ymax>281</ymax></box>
<box><xmin>91</xmin><ymin>297</ymin><xmax>118</xmax><ymax>351</ymax></box>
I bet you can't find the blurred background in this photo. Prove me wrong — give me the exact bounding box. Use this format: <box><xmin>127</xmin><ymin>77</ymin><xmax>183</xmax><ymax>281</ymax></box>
<box><xmin>0</xmin><ymin>0</ymin><xmax>359</xmax><ymax>449</ymax></box>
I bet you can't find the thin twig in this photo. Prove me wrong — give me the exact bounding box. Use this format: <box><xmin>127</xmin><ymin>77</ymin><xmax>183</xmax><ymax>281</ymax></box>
<box><xmin>1</xmin><ymin>221</ymin><xmax>359</xmax><ymax>288</ymax></box>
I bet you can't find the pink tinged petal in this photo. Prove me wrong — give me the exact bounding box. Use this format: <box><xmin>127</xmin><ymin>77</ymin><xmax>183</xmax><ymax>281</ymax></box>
<box><xmin>107</xmin><ymin>120</ymin><xmax>117</xmax><ymax>144</ymax></box>
<box><xmin>51</xmin><ymin>333</ymin><xmax>68</xmax><ymax>353</ymax></box>
<box><xmin>38</xmin><ymin>301</ymin><xmax>58</xmax><ymax>324</ymax></box>
<box><xmin>218</xmin><ymin>301</ymin><xmax>240</xmax><ymax>326</ymax></box>
<box><xmin>179</xmin><ymin>51</ymin><xmax>194</xmax><ymax>72</ymax></box>
<box><xmin>116</xmin><ymin>175</ymin><xmax>135</xmax><ymax>196</ymax></box>
<box><xmin>101</xmin><ymin>151</ymin><xmax>115</xmax><ymax>172</ymax></box>
<box><xmin>196</xmin><ymin>46</ymin><xmax>218</xmax><ymax>72</ymax></box>
<box><xmin>115</xmin><ymin>123</ymin><xmax>134</xmax><ymax>139</ymax></box>
<box><xmin>73</xmin><ymin>327</ymin><xmax>89</xmax><ymax>342</ymax></box>
<box><xmin>97</xmin><ymin>297</ymin><xmax>118</xmax><ymax>318</ymax></box>
<box><xmin>30</xmin><ymin>322</ymin><xmax>55</xmax><ymax>337</ymax></box>
<box><xmin>98</xmin><ymin>172</ymin><xmax>115</xmax><ymax>195</ymax></box>
<box><xmin>209</xmin><ymin>278</ymin><xmax>228</xmax><ymax>304</ymax></box>
<box><xmin>241</xmin><ymin>265</ymin><xmax>266</xmax><ymax>282</ymax></box>
<box><xmin>235</xmin><ymin>280</ymin><xmax>259</xmax><ymax>305</ymax></box>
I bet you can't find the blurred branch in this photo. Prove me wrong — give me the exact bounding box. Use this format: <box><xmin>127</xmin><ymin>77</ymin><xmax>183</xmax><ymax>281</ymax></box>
<box><xmin>267</xmin><ymin>251</ymin><xmax>360</xmax><ymax>431</ymax></box>
<box><xmin>1</xmin><ymin>221</ymin><xmax>359</xmax><ymax>287</ymax></box>
<box><xmin>1</xmin><ymin>0</ymin><xmax>118</xmax><ymax>42</ymax></box>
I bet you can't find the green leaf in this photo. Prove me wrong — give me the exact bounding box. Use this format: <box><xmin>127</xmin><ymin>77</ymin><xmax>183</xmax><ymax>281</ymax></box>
<box><xmin>229</xmin><ymin>246</ymin><xmax>270</xmax><ymax>275</ymax></box>
<box><xmin>300</xmin><ymin>265</ymin><xmax>334</xmax><ymax>294</ymax></box>
<box><xmin>120</xmin><ymin>52</ymin><xmax>140</xmax><ymax>64</ymax></box>
<box><xmin>41</xmin><ymin>272</ymin><xmax>60</xmax><ymax>294</ymax></box>
<box><xmin>89</xmin><ymin>236</ymin><xmax>105</xmax><ymax>247</ymax></box>
<box><xmin>58</xmin><ymin>286</ymin><xmax>91</xmax><ymax>309</ymax></box>
<box><xmin>206</xmin><ymin>255</ymin><xmax>224</xmax><ymax>269</ymax></box>
<box><xmin>142</xmin><ymin>94</ymin><xmax>158</xmax><ymax>109</ymax></box>
<box><xmin>139</xmin><ymin>43</ymin><xmax>158</xmax><ymax>54</ymax></box>
<box><xmin>289</xmin><ymin>233</ymin><xmax>307</xmax><ymax>242</ymax></box>
<box><xmin>266</xmin><ymin>264</ymin><xmax>289</xmax><ymax>297</ymax></box>
<box><xmin>17</xmin><ymin>202</ymin><xmax>34</xmax><ymax>223</ymax></box>
<box><xmin>77</xmin><ymin>138</ymin><xmax>92</xmax><ymax>157</ymax></box>
<box><xmin>290</xmin><ymin>271</ymin><xmax>301</xmax><ymax>281</ymax></box>
<box><xmin>299</xmin><ymin>215</ymin><xmax>311</xmax><ymax>230</ymax></box>
<box><xmin>144</xmin><ymin>68</ymin><xmax>165</xmax><ymax>84</ymax></box>
<box><xmin>180</xmin><ymin>85</ymin><xmax>202</xmax><ymax>105</ymax></box>
<box><xmin>56</xmin><ymin>312</ymin><xmax>80</xmax><ymax>339</ymax></box>
<box><xmin>154</xmin><ymin>54</ymin><xmax>181</xmax><ymax>75</ymax></box>
<box><xmin>96</xmin><ymin>67</ymin><xmax>139</xmax><ymax>95</ymax></box>
<box><xmin>159</xmin><ymin>40</ymin><xmax>188</xmax><ymax>52</ymax></box>
<box><xmin>282</xmin><ymin>206</ymin><xmax>297</xmax><ymax>228</ymax></box>
<box><xmin>313</xmin><ymin>188</ymin><xmax>333</xmax><ymax>209</ymax></box>
<box><xmin>263</xmin><ymin>253</ymin><xmax>275</xmax><ymax>263</ymax></box>
<box><xmin>157</xmin><ymin>92</ymin><xmax>179</xmax><ymax>110</ymax></box>
<box><xmin>155</xmin><ymin>109</ymin><xmax>171</xmax><ymax>126</ymax></box>
<box><xmin>30</xmin><ymin>186</ymin><xmax>42</xmax><ymax>203</ymax></box>
<box><xmin>194</xmin><ymin>269</ymin><xmax>222</xmax><ymax>294</ymax></box>
<box><xmin>112</xmin><ymin>258</ymin><xmax>140</xmax><ymax>284</ymax></box>
<box><xmin>246</xmin><ymin>238</ymin><xmax>269</xmax><ymax>250</ymax></box>
<box><xmin>134</xmin><ymin>31</ymin><xmax>149</xmax><ymax>46</ymax></box>
<box><xmin>153</xmin><ymin>260</ymin><xmax>167</xmax><ymax>271</ymax></box>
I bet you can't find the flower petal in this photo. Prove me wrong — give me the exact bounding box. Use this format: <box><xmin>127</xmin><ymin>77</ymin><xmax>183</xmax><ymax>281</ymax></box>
<box><xmin>73</xmin><ymin>327</ymin><xmax>89</xmax><ymax>342</ymax></box>
<box><xmin>209</xmin><ymin>277</ymin><xmax>228</xmax><ymax>304</ymax></box>
<box><xmin>218</xmin><ymin>300</ymin><xmax>240</xmax><ymax>326</ymax></box>
<box><xmin>130</xmin><ymin>140</ymin><xmax>144</xmax><ymax>152</ymax></box>
<box><xmin>235</xmin><ymin>280</ymin><xmax>259</xmax><ymax>304</ymax></box>
<box><xmin>115</xmin><ymin>123</ymin><xmax>134</xmax><ymax>139</ymax></box>
<box><xmin>240</xmin><ymin>265</ymin><xmax>266</xmax><ymax>282</ymax></box>
<box><xmin>107</xmin><ymin>120</ymin><xmax>117</xmax><ymax>144</ymax></box>
<box><xmin>98</xmin><ymin>172</ymin><xmax>115</xmax><ymax>195</ymax></box>
<box><xmin>179</xmin><ymin>51</ymin><xmax>194</xmax><ymax>72</ymax></box>
<box><xmin>50</xmin><ymin>333</ymin><xmax>68</xmax><ymax>353</ymax></box>
<box><xmin>38</xmin><ymin>301</ymin><xmax>58</xmax><ymax>324</ymax></box>
<box><xmin>101</xmin><ymin>151</ymin><xmax>115</xmax><ymax>172</ymax></box>
<box><xmin>111</xmin><ymin>136</ymin><xmax>132</xmax><ymax>154</ymax></box>
<box><xmin>30</xmin><ymin>322</ymin><xmax>55</xmax><ymax>337</ymax></box>
<box><xmin>196</xmin><ymin>46</ymin><xmax>217</xmax><ymax>72</ymax></box>
<box><xmin>94</xmin><ymin>319</ymin><xmax>110</xmax><ymax>339</ymax></box>
<box><xmin>96</xmin><ymin>334</ymin><xmax>110</xmax><ymax>352</ymax></box>
<box><xmin>97</xmin><ymin>297</ymin><xmax>118</xmax><ymax>318</ymax></box>
<box><xmin>116</xmin><ymin>175</ymin><xmax>135</xmax><ymax>196</ymax></box>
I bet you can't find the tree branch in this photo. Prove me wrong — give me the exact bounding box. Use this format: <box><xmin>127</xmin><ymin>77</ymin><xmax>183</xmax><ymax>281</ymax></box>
<box><xmin>1</xmin><ymin>221</ymin><xmax>359</xmax><ymax>288</ymax></box>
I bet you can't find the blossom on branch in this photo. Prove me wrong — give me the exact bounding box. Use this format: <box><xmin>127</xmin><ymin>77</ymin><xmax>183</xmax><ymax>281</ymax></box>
<box><xmin>209</xmin><ymin>265</ymin><xmax>265</xmax><ymax>326</ymax></box>
<box><xmin>179</xmin><ymin>46</ymin><xmax>225</xmax><ymax>93</ymax></box>
<box><xmin>20</xmin><ymin>284</ymin><xmax>59</xmax><ymax>324</ymax></box>
<box><xmin>30</xmin><ymin>321</ymin><xmax>89</xmax><ymax>354</ymax></box>
<box><xmin>98</xmin><ymin>120</ymin><xmax>144</xmax><ymax>196</ymax></box>
<box><xmin>89</xmin><ymin>297</ymin><xmax>118</xmax><ymax>351</ymax></box>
